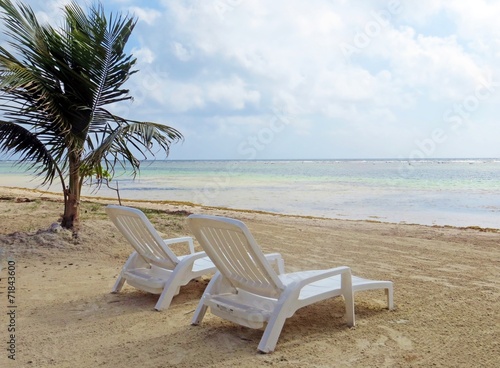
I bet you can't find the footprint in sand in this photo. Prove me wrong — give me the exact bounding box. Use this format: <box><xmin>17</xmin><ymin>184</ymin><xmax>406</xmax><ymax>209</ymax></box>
<box><xmin>379</xmin><ymin>325</ymin><xmax>413</xmax><ymax>350</ymax></box>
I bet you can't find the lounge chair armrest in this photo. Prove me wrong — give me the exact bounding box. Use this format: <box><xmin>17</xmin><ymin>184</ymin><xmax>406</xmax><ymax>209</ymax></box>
<box><xmin>175</xmin><ymin>251</ymin><xmax>215</xmax><ymax>275</ymax></box>
<box><xmin>264</xmin><ymin>253</ymin><xmax>285</xmax><ymax>274</ymax></box>
<box><xmin>176</xmin><ymin>250</ymin><xmax>211</xmax><ymax>265</ymax></box>
<box><xmin>292</xmin><ymin>266</ymin><xmax>352</xmax><ymax>290</ymax></box>
<box><xmin>162</xmin><ymin>236</ymin><xmax>195</xmax><ymax>254</ymax></box>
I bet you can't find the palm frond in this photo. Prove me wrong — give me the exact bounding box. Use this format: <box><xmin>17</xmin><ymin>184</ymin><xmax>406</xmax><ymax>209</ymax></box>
<box><xmin>0</xmin><ymin>121</ymin><xmax>61</xmax><ymax>186</ymax></box>
<box><xmin>82</xmin><ymin>118</ymin><xmax>183</xmax><ymax>178</ymax></box>
<box><xmin>61</xmin><ymin>1</ymin><xmax>138</xmax><ymax>134</ymax></box>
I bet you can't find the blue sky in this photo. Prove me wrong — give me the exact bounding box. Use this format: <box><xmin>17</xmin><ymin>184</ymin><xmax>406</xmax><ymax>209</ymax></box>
<box><xmin>13</xmin><ymin>1</ymin><xmax>500</xmax><ymax>159</ymax></box>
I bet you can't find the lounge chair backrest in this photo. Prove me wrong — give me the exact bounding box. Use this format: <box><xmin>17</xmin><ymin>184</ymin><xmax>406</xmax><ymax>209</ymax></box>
<box><xmin>188</xmin><ymin>215</ymin><xmax>285</xmax><ymax>298</ymax></box>
<box><xmin>106</xmin><ymin>205</ymin><xmax>179</xmax><ymax>269</ymax></box>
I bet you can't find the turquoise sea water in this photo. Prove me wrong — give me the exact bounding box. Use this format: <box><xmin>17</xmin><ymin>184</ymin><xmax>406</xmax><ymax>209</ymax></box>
<box><xmin>1</xmin><ymin>159</ymin><xmax>499</xmax><ymax>228</ymax></box>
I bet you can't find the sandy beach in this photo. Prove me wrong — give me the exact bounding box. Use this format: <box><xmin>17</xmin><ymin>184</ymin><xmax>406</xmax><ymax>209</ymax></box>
<box><xmin>0</xmin><ymin>186</ymin><xmax>498</xmax><ymax>367</ymax></box>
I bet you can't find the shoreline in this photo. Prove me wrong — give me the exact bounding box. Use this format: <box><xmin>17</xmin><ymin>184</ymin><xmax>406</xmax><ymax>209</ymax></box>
<box><xmin>1</xmin><ymin>158</ymin><xmax>499</xmax><ymax>230</ymax></box>
<box><xmin>2</xmin><ymin>185</ymin><xmax>499</xmax><ymax>233</ymax></box>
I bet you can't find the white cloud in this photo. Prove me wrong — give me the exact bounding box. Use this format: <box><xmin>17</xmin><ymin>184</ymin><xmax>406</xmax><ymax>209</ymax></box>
<box><xmin>29</xmin><ymin>0</ymin><xmax>71</xmax><ymax>25</ymax></box>
<box><xmin>127</xmin><ymin>71</ymin><xmax>260</xmax><ymax>113</ymax></box>
<box><xmin>167</xmin><ymin>83</ymin><xmax>206</xmax><ymax>112</ymax></box>
<box><xmin>376</xmin><ymin>27</ymin><xmax>488</xmax><ymax>100</ymax></box>
<box><xmin>127</xmin><ymin>6</ymin><xmax>161</xmax><ymax>25</ymax></box>
<box><xmin>131</xmin><ymin>47</ymin><xmax>155</xmax><ymax>64</ymax></box>
<box><xmin>172</xmin><ymin>41</ymin><xmax>192</xmax><ymax>61</ymax></box>
<box><xmin>398</xmin><ymin>0</ymin><xmax>445</xmax><ymax>25</ymax></box>
<box><xmin>206</xmin><ymin>76</ymin><xmax>260</xmax><ymax>109</ymax></box>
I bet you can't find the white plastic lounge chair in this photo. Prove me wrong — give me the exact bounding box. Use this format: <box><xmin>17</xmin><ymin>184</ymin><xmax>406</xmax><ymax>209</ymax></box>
<box><xmin>187</xmin><ymin>214</ymin><xmax>394</xmax><ymax>353</ymax></box>
<box><xmin>106</xmin><ymin>205</ymin><xmax>217</xmax><ymax>311</ymax></box>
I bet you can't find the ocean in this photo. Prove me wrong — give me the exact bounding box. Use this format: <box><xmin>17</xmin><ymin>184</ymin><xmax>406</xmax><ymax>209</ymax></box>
<box><xmin>1</xmin><ymin>159</ymin><xmax>499</xmax><ymax>229</ymax></box>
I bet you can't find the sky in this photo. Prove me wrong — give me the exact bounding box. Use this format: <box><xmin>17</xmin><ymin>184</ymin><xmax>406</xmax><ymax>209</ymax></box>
<box><xmin>5</xmin><ymin>0</ymin><xmax>500</xmax><ymax>160</ymax></box>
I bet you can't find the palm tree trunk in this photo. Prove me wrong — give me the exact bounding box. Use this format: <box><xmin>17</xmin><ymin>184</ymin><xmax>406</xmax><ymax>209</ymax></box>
<box><xmin>61</xmin><ymin>152</ymin><xmax>81</xmax><ymax>229</ymax></box>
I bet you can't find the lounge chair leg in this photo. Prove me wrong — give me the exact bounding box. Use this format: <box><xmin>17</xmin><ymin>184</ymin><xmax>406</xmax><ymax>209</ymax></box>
<box><xmin>155</xmin><ymin>281</ymin><xmax>180</xmax><ymax>311</ymax></box>
<box><xmin>343</xmin><ymin>293</ymin><xmax>355</xmax><ymax>327</ymax></box>
<box><xmin>257</xmin><ymin>310</ymin><xmax>288</xmax><ymax>353</ymax></box>
<box><xmin>386</xmin><ymin>286</ymin><xmax>394</xmax><ymax>310</ymax></box>
<box><xmin>111</xmin><ymin>275</ymin><xmax>125</xmax><ymax>293</ymax></box>
<box><xmin>191</xmin><ymin>303</ymin><xmax>208</xmax><ymax>325</ymax></box>
<box><xmin>111</xmin><ymin>252</ymin><xmax>140</xmax><ymax>293</ymax></box>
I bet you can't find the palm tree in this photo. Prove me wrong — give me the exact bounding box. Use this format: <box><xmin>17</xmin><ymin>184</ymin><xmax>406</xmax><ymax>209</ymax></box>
<box><xmin>0</xmin><ymin>0</ymin><xmax>182</xmax><ymax>230</ymax></box>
